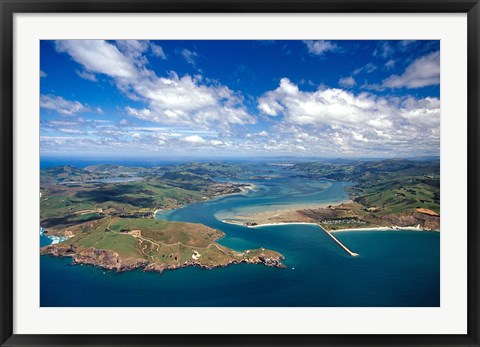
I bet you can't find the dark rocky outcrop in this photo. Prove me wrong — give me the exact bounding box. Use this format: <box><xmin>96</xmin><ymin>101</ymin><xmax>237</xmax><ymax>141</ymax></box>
<box><xmin>41</xmin><ymin>244</ymin><xmax>286</xmax><ymax>274</ymax></box>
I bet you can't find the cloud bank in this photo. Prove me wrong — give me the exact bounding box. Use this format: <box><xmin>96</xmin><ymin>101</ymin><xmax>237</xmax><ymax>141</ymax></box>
<box><xmin>41</xmin><ymin>40</ymin><xmax>440</xmax><ymax>158</ymax></box>
<box><xmin>257</xmin><ymin>78</ymin><xmax>439</xmax><ymax>156</ymax></box>
<box><xmin>55</xmin><ymin>40</ymin><xmax>255</xmax><ymax>132</ymax></box>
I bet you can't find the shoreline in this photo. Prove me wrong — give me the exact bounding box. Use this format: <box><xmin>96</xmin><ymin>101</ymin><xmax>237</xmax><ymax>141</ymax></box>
<box><xmin>153</xmin><ymin>209</ymin><xmax>164</xmax><ymax>218</ymax></box>
<box><xmin>216</xmin><ymin>199</ymin><xmax>352</xmax><ymax>225</ymax></box>
<box><xmin>329</xmin><ymin>226</ymin><xmax>440</xmax><ymax>233</ymax></box>
<box><xmin>221</xmin><ymin>220</ymin><xmax>439</xmax><ymax>233</ymax></box>
<box><xmin>40</xmin><ymin>228</ymin><xmax>71</xmax><ymax>244</ymax></box>
<box><xmin>216</xmin><ymin>199</ymin><xmax>439</xmax><ymax>233</ymax></box>
<box><xmin>153</xmin><ymin>182</ymin><xmax>257</xmax><ymax>219</ymax></box>
<box><xmin>250</xmin><ymin>222</ymin><xmax>319</xmax><ymax>228</ymax></box>
<box><xmin>221</xmin><ymin>220</ymin><xmax>320</xmax><ymax>228</ymax></box>
<box><xmin>212</xmin><ymin>183</ymin><xmax>258</xmax><ymax>200</ymax></box>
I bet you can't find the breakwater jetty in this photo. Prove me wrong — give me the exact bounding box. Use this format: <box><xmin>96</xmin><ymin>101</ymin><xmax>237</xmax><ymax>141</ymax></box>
<box><xmin>321</xmin><ymin>227</ymin><xmax>359</xmax><ymax>257</ymax></box>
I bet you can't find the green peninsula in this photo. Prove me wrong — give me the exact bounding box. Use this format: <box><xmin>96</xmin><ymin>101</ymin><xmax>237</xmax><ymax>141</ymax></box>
<box><xmin>40</xmin><ymin>163</ymin><xmax>284</xmax><ymax>273</ymax></box>
<box><xmin>225</xmin><ymin>159</ymin><xmax>440</xmax><ymax>231</ymax></box>
<box><xmin>41</xmin><ymin>217</ymin><xmax>285</xmax><ymax>272</ymax></box>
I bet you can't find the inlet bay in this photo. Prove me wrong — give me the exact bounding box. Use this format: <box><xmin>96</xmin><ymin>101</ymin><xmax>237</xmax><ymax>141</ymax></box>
<box><xmin>41</xmin><ymin>162</ymin><xmax>439</xmax><ymax>307</ymax></box>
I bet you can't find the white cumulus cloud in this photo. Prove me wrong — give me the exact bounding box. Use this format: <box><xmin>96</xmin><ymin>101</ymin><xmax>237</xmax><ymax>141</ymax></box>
<box><xmin>184</xmin><ymin>135</ymin><xmax>207</xmax><ymax>144</ymax></box>
<box><xmin>55</xmin><ymin>40</ymin><xmax>256</xmax><ymax>132</ymax></box>
<box><xmin>181</xmin><ymin>48</ymin><xmax>198</xmax><ymax>65</ymax></box>
<box><xmin>339</xmin><ymin>76</ymin><xmax>356</xmax><ymax>88</ymax></box>
<box><xmin>55</xmin><ymin>40</ymin><xmax>137</xmax><ymax>79</ymax></box>
<box><xmin>40</xmin><ymin>95</ymin><xmax>89</xmax><ymax>115</ymax></box>
<box><xmin>257</xmin><ymin>78</ymin><xmax>440</xmax><ymax>156</ymax></box>
<box><xmin>382</xmin><ymin>51</ymin><xmax>440</xmax><ymax>89</ymax></box>
<box><xmin>76</xmin><ymin>69</ymin><xmax>97</xmax><ymax>81</ymax></box>
<box><xmin>150</xmin><ymin>43</ymin><xmax>167</xmax><ymax>60</ymax></box>
<box><xmin>353</xmin><ymin>63</ymin><xmax>377</xmax><ymax>75</ymax></box>
<box><xmin>304</xmin><ymin>40</ymin><xmax>338</xmax><ymax>56</ymax></box>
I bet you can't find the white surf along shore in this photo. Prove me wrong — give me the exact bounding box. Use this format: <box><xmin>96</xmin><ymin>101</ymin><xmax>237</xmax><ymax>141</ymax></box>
<box><xmin>222</xmin><ymin>219</ymin><xmax>439</xmax><ymax>233</ymax></box>
<box><xmin>218</xmin><ymin>198</ymin><xmax>439</xmax><ymax>233</ymax></box>
<box><xmin>40</xmin><ymin>228</ymin><xmax>71</xmax><ymax>244</ymax></box>
<box><xmin>329</xmin><ymin>225</ymin><xmax>440</xmax><ymax>233</ymax></box>
<box><xmin>218</xmin><ymin>196</ymin><xmax>440</xmax><ymax>251</ymax></box>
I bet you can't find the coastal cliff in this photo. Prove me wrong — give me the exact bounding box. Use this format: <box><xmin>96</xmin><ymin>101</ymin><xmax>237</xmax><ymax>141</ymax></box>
<box><xmin>40</xmin><ymin>217</ymin><xmax>286</xmax><ymax>273</ymax></box>
<box><xmin>41</xmin><ymin>243</ymin><xmax>286</xmax><ymax>273</ymax></box>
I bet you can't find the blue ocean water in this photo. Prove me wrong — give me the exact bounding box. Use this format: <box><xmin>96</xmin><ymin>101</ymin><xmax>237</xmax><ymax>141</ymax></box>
<box><xmin>40</xmin><ymin>157</ymin><xmax>189</xmax><ymax>169</ymax></box>
<box><xmin>40</xmin><ymin>165</ymin><xmax>440</xmax><ymax>307</ymax></box>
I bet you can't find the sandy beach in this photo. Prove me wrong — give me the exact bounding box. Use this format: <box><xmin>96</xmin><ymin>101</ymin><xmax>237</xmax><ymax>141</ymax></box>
<box><xmin>222</xmin><ymin>219</ymin><xmax>440</xmax><ymax>233</ymax></box>
<box><xmin>153</xmin><ymin>183</ymin><xmax>258</xmax><ymax>219</ymax></box>
<box><xmin>218</xmin><ymin>200</ymin><xmax>352</xmax><ymax>226</ymax></box>
<box><xmin>221</xmin><ymin>220</ymin><xmax>321</xmax><ymax>228</ymax></box>
<box><xmin>219</xmin><ymin>202</ymin><xmax>439</xmax><ymax>233</ymax></box>
<box><xmin>209</xmin><ymin>183</ymin><xmax>258</xmax><ymax>201</ymax></box>
<box><xmin>329</xmin><ymin>226</ymin><xmax>440</xmax><ymax>233</ymax></box>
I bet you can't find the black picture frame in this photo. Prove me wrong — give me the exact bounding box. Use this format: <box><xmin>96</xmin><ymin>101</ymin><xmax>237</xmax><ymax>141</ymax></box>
<box><xmin>1</xmin><ymin>1</ymin><xmax>479</xmax><ymax>346</ymax></box>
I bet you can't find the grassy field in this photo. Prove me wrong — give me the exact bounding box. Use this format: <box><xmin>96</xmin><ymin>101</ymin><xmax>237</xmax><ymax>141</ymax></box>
<box><xmin>292</xmin><ymin>159</ymin><xmax>440</xmax><ymax>217</ymax></box>
<box><xmin>354</xmin><ymin>176</ymin><xmax>440</xmax><ymax>215</ymax></box>
<box><xmin>43</xmin><ymin>217</ymin><xmax>284</xmax><ymax>271</ymax></box>
<box><xmin>286</xmin><ymin>159</ymin><xmax>440</xmax><ymax>231</ymax></box>
<box><xmin>106</xmin><ymin>218</ymin><xmax>223</xmax><ymax>248</ymax></box>
<box><xmin>40</xmin><ymin>165</ymin><xmax>246</xmax><ymax>229</ymax></box>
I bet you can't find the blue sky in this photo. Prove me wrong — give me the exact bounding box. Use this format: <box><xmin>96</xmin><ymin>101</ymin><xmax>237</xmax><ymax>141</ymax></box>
<box><xmin>40</xmin><ymin>40</ymin><xmax>440</xmax><ymax>158</ymax></box>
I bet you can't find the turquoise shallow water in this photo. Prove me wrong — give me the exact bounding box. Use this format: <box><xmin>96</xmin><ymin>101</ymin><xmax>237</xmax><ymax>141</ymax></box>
<box><xmin>40</xmin><ymin>169</ymin><xmax>440</xmax><ymax>307</ymax></box>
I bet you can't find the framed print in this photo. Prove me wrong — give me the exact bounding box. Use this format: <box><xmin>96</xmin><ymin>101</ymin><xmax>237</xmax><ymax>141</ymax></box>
<box><xmin>1</xmin><ymin>1</ymin><xmax>479</xmax><ymax>346</ymax></box>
